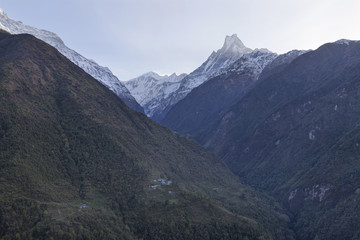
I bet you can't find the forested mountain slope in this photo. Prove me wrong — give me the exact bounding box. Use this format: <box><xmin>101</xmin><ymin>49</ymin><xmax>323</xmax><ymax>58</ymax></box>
<box><xmin>202</xmin><ymin>39</ymin><xmax>360</xmax><ymax>239</ymax></box>
<box><xmin>0</xmin><ymin>31</ymin><xmax>293</xmax><ymax>239</ymax></box>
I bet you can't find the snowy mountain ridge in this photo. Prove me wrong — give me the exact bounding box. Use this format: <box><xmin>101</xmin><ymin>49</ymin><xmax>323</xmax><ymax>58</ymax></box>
<box><xmin>126</xmin><ymin>34</ymin><xmax>255</xmax><ymax>121</ymax></box>
<box><xmin>127</xmin><ymin>34</ymin><xmax>311</xmax><ymax>122</ymax></box>
<box><xmin>226</xmin><ymin>50</ymin><xmax>278</xmax><ymax>78</ymax></box>
<box><xmin>0</xmin><ymin>8</ymin><xmax>143</xmax><ymax>112</ymax></box>
<box><xmin>191</xmin><ymin>34</ymin><xmax>252</xmax><ymax>78</ymax></box>
<box><xmin>124</xmin><ymin>72</ymin><xmax>187</xmax><ymax>116</ymax></box>
<box><xmin>334</xmin><ymin>39</ymin><xmax>359</xmax><ymax>45</ymax></box>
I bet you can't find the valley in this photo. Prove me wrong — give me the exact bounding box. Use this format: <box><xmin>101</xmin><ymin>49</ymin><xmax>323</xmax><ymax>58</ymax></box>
<box><xmin>1</xmin><ymin>5</ymin><xmax>360</xmax><ymax>240</ymax></box>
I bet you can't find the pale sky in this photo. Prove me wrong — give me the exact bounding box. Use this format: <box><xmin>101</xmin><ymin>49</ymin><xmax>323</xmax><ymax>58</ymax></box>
<box><xmin>1</xmin><ymin>0</ymin><xmax>360</xmax><ymax>80</ymax></box>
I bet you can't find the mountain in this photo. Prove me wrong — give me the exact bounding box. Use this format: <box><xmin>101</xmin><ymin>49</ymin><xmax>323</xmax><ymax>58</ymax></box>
<box><xmin>257</xmin><ymin>49</ymin><xmax>309</xmax><ymax>81</ymax></box>
<box><xmin>162</xmin><ymin>49</ymin><xmax>307</xmax><ymax>141</ymax></box>
<box><xmin>124</xmin><ymin>72</ymin><xmax>187</xmax><ymax>117</ymax></box>
<box><xmin>162</xmin><ymin>49</ymin><xmax>279</xmax><ymax>138</ymax></box>
<box><xmin>200</xmin><ymin>39</ymin><xmax>360</xmax><ymax>239</ymax></box>
<box><xmin>185</xmin><ymin>34</ymin><xmax>253</xmax><ymax>83</ymax></box>
<box><xmin>0</xmin><ymin>31</ymin><xmax>295</xmax><ymax>239</ymax></box>
<box><xmin>0</xmin><ymin>8</ymin><xmax>144</xmax><ymax>113</ymax></box>
<box><xmin>128</xmin><ymin>34</ymin><xmax>253</xmax><ymax>121</ymax></box>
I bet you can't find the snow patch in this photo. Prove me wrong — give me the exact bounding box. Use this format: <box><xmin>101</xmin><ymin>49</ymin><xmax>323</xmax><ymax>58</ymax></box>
<box><xmin>335</xmin><ymin>39</ymin><xmax>351</xmax><ymax>45</ymax></box>
<box><xmin>289</xmin><ymin>184</ymin><xmax>332</xmax><ymax>202</ymax></box>
<box><xmin>227</xmin><ymin>50</ymin><xmax>278</xmax><ymax>80</ymax></box>
<box><xmin>288</xmin><ymin>189</ymin><xmax>298</xmax><ymax>201</ymax></box>
<box><xmin>305</xmin><ymin>184</ymin><xmax>331</xmax><ymax>202</ymax></box>
<box><xmin>272</xmin><ymin>112</ymin><xmax>281</xmax><ymax>121</ymax></box>
<box><xmin>338</xmin><ymin>88</ymin><xmax>348</xmax><ymax>98</ymax></box>
<box><xmin>309</xmin><ymin>130</ymin><xmax>316</xmax><ymax>140</ymax></box>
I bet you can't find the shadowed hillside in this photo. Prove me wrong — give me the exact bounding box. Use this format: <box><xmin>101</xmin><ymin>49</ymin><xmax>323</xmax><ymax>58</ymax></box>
<box><xmin>201</xmin><ymin>40</ymin><xmax>360</xmax><ymax>239</ymax></box>
<box><xmin>0</xmin><ymin>31</ymin><xmax>293</xmax><ymax>239</ymax></box>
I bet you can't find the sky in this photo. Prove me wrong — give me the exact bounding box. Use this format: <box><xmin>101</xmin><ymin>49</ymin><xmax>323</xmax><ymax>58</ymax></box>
<box><xmin>1</xmin><ymin>0</ymin><xmax>360</xmax><ymax>80</ymax></box>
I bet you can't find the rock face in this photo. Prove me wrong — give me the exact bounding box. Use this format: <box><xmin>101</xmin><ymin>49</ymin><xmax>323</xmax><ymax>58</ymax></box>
<box><xmin>0</xmin><ymin>8</ymin><xmax>143</xmax><ymax>113</ymax></box>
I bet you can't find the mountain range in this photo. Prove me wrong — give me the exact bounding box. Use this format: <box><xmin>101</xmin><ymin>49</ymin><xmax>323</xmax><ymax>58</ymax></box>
<box><xmin>125</xmin><ymin>34</ymin><xmax>305</xmax><ymax>124</ymax></box>
<box><xmin>125</xmin><ymin>34</ymin><xmax>254</xmax><ymax>121</ymax></box>
<box><xmin>0</xmin><ymin>8</ymin><xmax>143</xmax><ymax>113</ymax></box>
<box><xmin>1</xmin><ymin>6</ymin><xmax>360</xmax><ymax>240</ymax></box>
<box><xmin>160</xmin><ymin>38</ymin><xmax>360</xmax><ymax>239</ymax></box>
<box><xmin>124</xmin><ymin>72</ymin><xmax>187</xmax><ymax>117</ymax></box>
<box><xmin>162</xmin><ymin>49</ymin><xmax>281</xmax><ymax>137</ymax></box>
<box><xmin>0</xmin><ymin>29</ymin><xmax>295</xmax><ymax>239</ymax></box>
<box><xmin>199</xmin><ymin>39</ymin><xmax>360</xmax><ymax>239</ymax></box>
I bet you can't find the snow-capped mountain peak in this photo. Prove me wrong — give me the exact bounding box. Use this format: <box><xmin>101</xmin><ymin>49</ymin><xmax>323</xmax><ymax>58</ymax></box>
<box><xmin>335</xmin><ymin>39</ymin><xmax>355</xmax><ymax>45</ymax></box>
<box><xmin>194</xmin><ymin>34</ymin><xmax>252</xmax><ymax>76</ymax></box>
<box><xmin>135</xmin><ymin>72</ymin><xmax>186</xmax><ymax>83</ymax></box>
<box><xmin>0</xmin><ymin>8</ymin><xmax>7</xmax><ymax>17</ymax></box>
<box><xmin>127</xmin><ymin>34</ymin><xmax>258</xmax><ymax>121</ymax></box>
<box><xmin>167</xmin><ymin>73</ymin><xmax>188</xmax><ymax>83</ymax></box>
<box><xmin>0</xmin><ymin>8</ymin><xmax>143</xmax><ymax>113</ymax></box>
<box><xmin>221</xmin><ymin>34</ymin><xmax>251</xmax><ymax>54</ymax></box>
<box><xmin>124</xmin><ymin>72</ymin><xmax>187</xmax><ymax>117</ymax></box>
<box><xmin>0</xmin><ymin>9</ymin><xmax>10</xmax><ymax>32</ymax></box>
<box><xmin>141</xmin><ymin>71</ymin><xmax>163</xmax><ymax>80</ymax></box>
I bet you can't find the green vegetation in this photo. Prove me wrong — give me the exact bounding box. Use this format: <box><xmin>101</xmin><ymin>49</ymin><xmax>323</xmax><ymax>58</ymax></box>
<box><xmin>0</xmin><ymin>32</ymin><xmax>293</xmax><ymax>239</ymax></box>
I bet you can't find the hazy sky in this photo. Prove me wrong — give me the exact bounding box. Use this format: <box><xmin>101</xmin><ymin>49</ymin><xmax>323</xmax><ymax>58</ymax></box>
<box><xmin>1</xmin><ymin>0</ymin><xmax>360</xmax><ymax>80</ymax></box>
